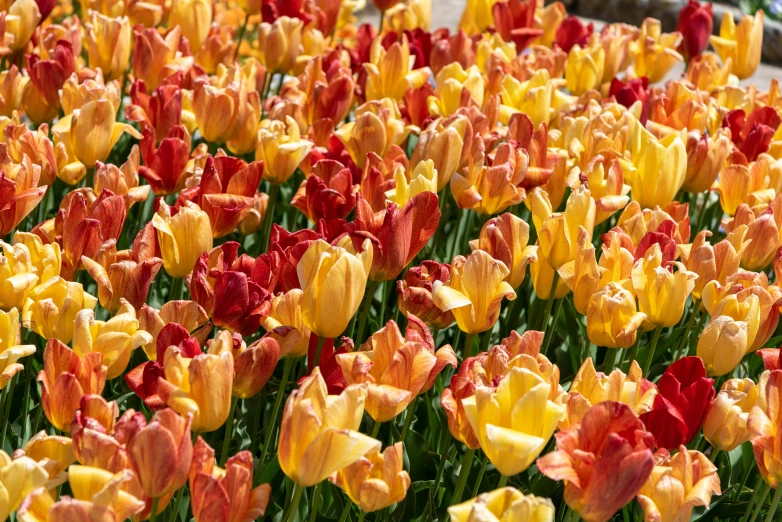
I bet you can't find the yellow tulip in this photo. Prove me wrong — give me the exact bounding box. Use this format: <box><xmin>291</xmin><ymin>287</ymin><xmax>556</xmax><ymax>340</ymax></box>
<box><xmin>565</xmin><ymin>44</ymin><xmax>605</xmax><ymax>96</ymax></box>
<box><xmin>499</xmin><ymin>70</ymin><xmax>553</xmax><ymax>127</ymax></box>
<box><xmin>0</xmin><ymin>240</ymin><xmax>40</xmax><ymax>311</ymax></box>
<box><xmin>386</xmin><ymin>160</ymin><xmax>438</xmax><ymax>207</ymax></box>
<box><xmin>152</xmin><ymin>201</ymin><xmax>213</xmax><ymax>278</ymax></box>
<box><xmin>638</xmin><ymin>448</ymin><xmax>721</xmax><ymax>522</ymax></box>
<box><xmin>22</xmin><ymin>277</ymin><xmax>98</xmax><ymax>343</ymax></box>
<box><xmin>710</xmin><ymin>11</ymin><xmax>764</xmax><ymax>80</ymax></box>
<box><xmin>557</xmin><ymin>230</ymin><xmax>603</xmax><ymax>315</ymax></box>
<box><xmin>330</xmin><ymin>442</ymin><xmax>411</xmax><ymax>513</ymax></box>
<box><xmin>581</xmin><ymin>155</ymin><xmax>631</xmax><ymax>225</ymax></box>
<box><xmin>410</xmin><ymin>116</ymin><xmax>468</xmax><ymax>191</ymax></box>
<box><xmin>0</xmin><ymin>308</ymin><xmax>35</xmax><ymax>389</ymax></box>
<box><xmin>631</xmin><ymin>244</ymin><xmax>697</xmax><ymax>328</ymax></box>
<box><xmin>697</xmin><ymin>297</ymin><xmax>760</xmax><ymax>377</ymax></box>
<box><xmin>13</xmin><ymin>232</ymin><xmax>60</xmax><ymax>284</ymax></box>
<box><xmin>627</xmin><ymin>126</ymin><xmax>687</xmax><ymax>209</ymax></box>
<box><xmin>19</xmin><ymin>431</ymin><xmax>75</xmax><ymax>487</ymax></box>
<box><xmin>260</xmin><ymin>289</ymin><xmax>312</xmax><ymax>358</ymax></box>
<box><xmin>448</xmin><ymin>487</ymin><xmax>555</xmax><ymax>522</ymax></box>
<box><xmin>278</xmin><ymin>367</ymin><xmax>381</xmax><ymax>487</ymax></box>
<box><xmin>0</xmin><ymin>450</ymin><xmax>49</xmax><ymax>521</ymax></box>
<box><xmin>51</xmin><ymin>99</ymin><xmax>141</xmax><ymax>169</ymax></box>
<box><xmin>428</xmin><ymin>63</ymin><xmax>484</xmax><ymax>117</ymax></box>
<box><xmin>364</xmin><ymin>34</ymin><xmax>431</xmax><ymax>101</ymax></box>
<box><xmin>168</xmin><ymin>0</ymin><xmax>213</xmax><ymax>50</ymax></box>
<box><xmin>85</xmin><ymin>13</ymin><xmax>132</xmax><ymax>81</ymax></box>
<box><xmin>157</xmin><ymin>347</ymin><xmax>234</xmax><ymax>433</ymax></box>
<box><xmin>528</xmin><ymin>185</ymin><xmax>596</xmax><ymax>271</ymax></box>
<box><xmin>586</xmin><ymin>282</ymin><xmax>647</xmax><ymax>348</ymax></box>
<box><xmin>530</xmin><ymin>246</ymin><xmax>571</xmax><ymax>300</ymax></box>
<box><xmin>335</xmin><ymin>99</ymin><xmax>410</xmax><ymax>169</ymax></box>
<box><xmin>297</xmin><ymin>238</ymin><xmax>373</xmax><ymax>339</ymax></box>
<box><xmin>66</xmin><ymin>466</ymin><xmax>146</xmax><ymax>520</ymax></box>
<box><xmin>258</xmin><ymin>16</ymin><xmax>303</xmax><ymax>75</ymax></box>
<box><xmin>72</xmin><ymin>301</ymin><xmax>153</xmax><ymax>380</ymax></box>
<box><xmin>256</xmin><ymin>116</ymin><xmax>313</xmax><ymax>185</ymax></box>
<box><xmin>469</xmin><ymin>212</ymin><xmax>537</xmax><ymax>290</ymax></box>
<box><xmin>433</xmin><ymin>250</ymin><xmax>516</xmax><ymax>335</ymax></box>
<box><xmin>703</xmin><ymin>377</ymin><xmax>758</xmax><ymax>451</ymax></box>
<box><xmin>631</xmin><ymin>18</ymin><xmax>683</xmax><ymax>83</ymax></box>
<box><xmin>6</xmin><ymin>0</ymin><xmax>41</xmax><ymax>51</ymax></box>
<box><xmin>462</xmin><ymin>366</ymin><xmax>564</xmax><ymax>476</ymax></box>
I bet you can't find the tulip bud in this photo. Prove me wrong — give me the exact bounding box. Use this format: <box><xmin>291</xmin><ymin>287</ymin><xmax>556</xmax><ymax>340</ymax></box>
<box><xmin>710</xmin><ymin>11</ymin><xmax>764</xmax><ymax>79</ymax></box>
<box><xmin>631</xmin><ymin>244</ymin><xmax>697</xmax><ymax>328</ymax></box>
<box><xmin>85</xmin><ymin>13</ymin><xmax>132</xmax><ymax>81</ymax></box>
<box><xmin>256</xmin><ymin>116</ymin><xmax>313</xmax><ymax>185</ymax></box>
<box><xmin>586</xmin><ymin>282</ymin><xmax>647</xmax><ymax>349</ymax></box>
<box><xmin>152</xmin><ymin>201</ymin><xmax>213</xmax><ymax>279</ymax></box>
<box><xmin>469</xmin><ymin>212</ymin><xmax>537</xmax><ymax>289</ymax></box>
<box><xmin>449</xmin><ymin>487</ymin><xmax>555</xmax><ymax>522</ymax></box>
<box><xmin>169</xmin><ymin>0</ymin><xmax>212</xmax><ymax>50</ymax></box>
<box><xmin>703</xmin><ymin>377</ymin><xmax>758</xmax><ymax>451</ymax></box>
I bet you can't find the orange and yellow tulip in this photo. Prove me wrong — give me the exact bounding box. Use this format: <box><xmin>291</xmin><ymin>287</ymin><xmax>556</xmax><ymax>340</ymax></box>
<box><xmin>448</xmin><ymin>487</ymin><xmax>555</xmax><ymax>522</ymax></box>
<box><xmin>0</xmin><ymin>308</ymin><xmax>35</xmax><ymax>389</ymax></box>
<box><xmin>469</xmin><ymin>212</ymin><xmax>537</xmax><ymax>289</ymax></box>
<box><xmin>256</xmin><ymin>117</ymin><xmax>313</xmax><ymax>185</ymax></box>
<box><xmin>586</xmin><ymin>282</ymin><xmax>647</xmax><ymax>348</ymax></box>
<box><xmin>710</xmin><ymin>11</ymin><xmax>764</xmax><ymax>80</ymax></box>
<box><xmin>85</xmin><ymin>12</ymin><xmax>131</xmax><ymax>81</ymax></box>
<box><xmin>168</xmin><ymin>0</ymin><xmax>213</xmax><ymax>50</ymax></box>
<box><xmin>631</xmin><ymin>244</ymin><xmax>697</xmax><ymax>328</ymax></box>
<box><xmin>0</xmin><ymin>451</ymin><xmax>49</xmax><ymax>521</ymax></box>
<box><xmin>23</xmin><ymin>277</ymin><xmax>98</xmax><ymax>343</ymax></box>
<box><xmin>630</xmin><ymin>18</ymin><xmax>683</xmax><ymax>83</ymax></box>
<box><xmin>703</xmin><ymin>377</ymin><xmax>758</xmax><ymax>451</ymax></box>
<box><xmin>364</xmin><ymin>35</ymin><xmax>431</xmax><ymax>101</ymax></box>
<box><xmin>152</xmin><ymin>201</ymin><xmax>214</xmax><ymax>279</ymax></box>
<box><xmin>207</xmin><ymin>331</ymin><xmax>280</xmax><ymax>399</ymax></box>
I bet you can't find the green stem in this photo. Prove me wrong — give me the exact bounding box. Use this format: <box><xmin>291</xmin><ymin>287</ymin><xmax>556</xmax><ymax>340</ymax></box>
<box><xmin>370</xmin><ymin>419</ymin><xmax>382</xmax><ymax>439</ymax></box>
<box><xmin>463</xmin><ymin>333</ymin><xmax>476</xmax><ymax>359</ymax></box>
<box><xmin>219</xmin><ymin>396</ymin><xmax>237</xmax><ymax>466</ymax></box>
<box><xmin>1</xmin><ymin>375</ymin><xmax>16</xmax><ymax>448</ymax></box>
<box><xmin>471</xmin><ymin>453</ymin><xmax>489</xmax><ymax>498</ymax></box>
<box><xmin>149</xmin><ymin>497</ymin><xmax>160</xmax><ymax>522</ymax></box>
<box><xmin>232</xmin><ymin>13</ymin><xmax>250</xmax><ymax>62</ymax></box>
<box><xmin>430</xmin><ymin>436</ymin><xmax>451</xmax><ymax>507</ymax></box>
<box><xmin>709</xmin><ymin>448</ymin><xmax>720</xmax><ymax>464</ymax></box>
<box><xmin>313</xmin><ymin>336</ymin><xmax>327</xmax><ymax>368</ymax></box>
<box><xmin>539</xmin><ymin>271</ymin><xmax>560</xmax><ymax>332</ymax></box>
<box><xmin>675</xmin><ymin>303</ymin><xmax>699</xmax><ymax>361</ymax></box>
<box><xmin>337</xmin><ymin>497</ymin><xmax>353</xmax><ymax>522</ymax></box>
<box><xmin>742</xmin><ymin>476</ymin><xmax>764</xmax><ymax>521</ymax></box>
<box><xmin>748</xmin><ymin>482</ymin><xmax>771</xmax><ymax>522</ymax></box>
<box><xmin>258</xmin><ymin>183</ymin><xmax>280</xmax><ymax>255</ymax></box>
<box><xmin>309</xmin><ymin>482</ymin><xmax>323</xmax><ymax>522</ymax></box>
<box><xmin>643</xmin><ymin>326</ymin><xmax>663</xmax><ymax>377</ymax></box>
<box><xmin>257</xmin><ymin>357</ymin><xmax>294</xmax><ymax>480</ymax></box>
<box><xmin>541</xmin><ymin>296</ymin><xmax>563</xmax><ymax>355</ymax></box>
<box><xmin>398</xmin><ymin>395</ymin><xmax>418</xmax><ymax>443</ymax></box>
<box><xmin>169</xmin><ymin>486</ymin><xmax>185</xmax><ymax>522</ymax></box>
<box><xmin>169</xmin><ymin>276</ymin><xmax>185</xmax><ymax>301</ymax></box>
<box><xmin>282</xmin><ymin>484</ymin><xmax>305</xmax><ymax>522</ymax></box>
<box><xmin>355</xmin><ymin>280</ymin><xmax>379</xmax><ymax>346</ymax></box>
<box><xmin>357</xmin><ymin>511</ymin><xmax>366</xmax><ymax>522</ymax></box>
<box><xmin>688</xmin><ymin>311</ymin><xmax>708</xmax><ymax>357</ymax></box>
<box><xmin>764</xmin><ymin>485</ymin><xmax>782</xmax><ymax>522</ymax></box>
<box><xmin>451</xmin><ymin>448</ymin><xmax>475</xmax><ymax>507</ymax></box>
<box><xmin>86</xmin><ymin>167</ymin><xmax>95</xmax><ymax>188</ymax></box>
<box><xmin>496</xmin><ymin>474</ymin><xmax>509</xmax><ymax>489</ymax></box>
<box><xmin>20</xmin><ymin>352</ymin><xmax>33</xmax><ymax>441</ymax></box>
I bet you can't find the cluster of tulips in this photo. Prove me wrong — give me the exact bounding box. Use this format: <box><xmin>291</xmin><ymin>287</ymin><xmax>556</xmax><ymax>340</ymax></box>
<box><xmin>0</xmin><ymin>0</ymin><xmax>781</xmax><ymax>520</ymax></box>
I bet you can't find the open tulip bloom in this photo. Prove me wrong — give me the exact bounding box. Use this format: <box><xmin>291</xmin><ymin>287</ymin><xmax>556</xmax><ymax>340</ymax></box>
<box><xmin>1</xmin><ymin>0</ymin><xmax>782</xmax><ymax>521</ymax></box>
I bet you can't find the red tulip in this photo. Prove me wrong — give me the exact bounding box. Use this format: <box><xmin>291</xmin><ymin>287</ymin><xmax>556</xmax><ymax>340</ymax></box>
<box><xmin>639</xmin><ymin>356</ymin><xmax>715</xmax><ymax>449</ymax></box>
<box><xmin>758</xmin><ymin>348</ymin><xmax>782</xmax><ymax>370</ymax></box>
<box><xmin>139</xmin><ymin>125</ymin><xmax>193</xmax><ymax>196</ymax></box>
<box><xmin>675</xmin><ymin>0</ymin><xmax>713</xmax><ymax>60</ymax></box>
<box><xmin>722</xmin><ymin>107</ymin><xmax>782</xmax><ymax>162</ymax></box>
<box><xmin>492</xmin><ymin>0</ymin><xmax>543</xmax><ymax>51</ymax></box>
<box><xmin>537</xmin><ymin>401</ymin><xmax>655</xmax><ymax>522</ymax></box>
<box><xmin>292</xmin><ymin>160</ymin><xmax>358</xmax><ymax>222</ymax></box>
<box><xmin>610</xmin><ymin>77</ymin><xmax>650</xmax><ymax>124</ymax></box>
<box><xmin>26</xmin><ymin>40</ymin><xmax>76</xmax><ymax>110</ymax></box>
<box><xmin>302</xmin><ymin>335</ymin><xmax>352</xmax><ymax>395</ymax></box>
<box><xmin>211</xmin><ymin>271</ymin><xmax>271</xmax><ymax>336</ymax></box>
<box><xmin>126</xmin><ymin>80</ymin><xmax>183</xmax><ymax>142</ymax></box>
<box><xmin>555</xmin><ymin>16</ymin><xmax>593</xmax><ymax>53</ymax></box>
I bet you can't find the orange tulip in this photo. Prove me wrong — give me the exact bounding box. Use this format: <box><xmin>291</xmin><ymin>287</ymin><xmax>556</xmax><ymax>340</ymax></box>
<box><xmin>703</xmin><ymin>377</ymin><xmax>758</xmax><ymax>451</ymax></box>
<box><xmin>0</xmin><ymin>159</ymin><xmax>47</xmax><ymax>238</ymax></box>
<box><xmin>469</xmin><ymin>212</ymin><xmax>537</xmax><ymax>289</ymax></box>
<box><xmin>723</xmin><ymin>194</ymin><xmax>782</xmax><ymax>270</ymax></box>
<box><xmin>681</xmin><ymin>227</ymin><xmax>748</xmax><ymax>300</ymax></box>
<box><xmin>337</xmin><ymin>316</ymin><xmax>456</xmax><ymax>422</ymax></box>
<box><xmin>169</xmin><ymin>0</ymin><xmax>212</xmax><ymax>50</ymax></box>
<box><xmin>132</xmin><ymin>26</ymin><xmax>192</xmax><ymax>90</ymax></box>
<box><xmin>256</xmin><ymin>116</ymin><xmax>313</xmax><ymax>185</ymax></box>
<box><xmin>682</xmin><ymin>130</ymin><xmax>732</xmax><ymax>193</ymax></box>
<box><xmin>258</xmin><ymin>16</ymin><xmax>303</xmax><ymax>75</ymax></box>
<box><xmin>85</xmin><ymin>12</ymin><xmax>131</xmax><ymax>81</ymax></box>
<box><xmin>192</xmin><ymin>79</ymin><xmax>248</xmax><ymax>144</ymax></box>
<box><xmin>396</xmin><ymin>261</ymin><xmax>456</xmax><ymax>330</ymax></box>
<box><xmin>410</xmin><ymin>116</ymin><xmax>470</xmax><ymax>191</ymax></box>
<box><xmin>335</xmin><ymin>99</ymin><xmax>410</xmax><ymax>169</ymax></box>
<box><xmin>189</xmin><ymin>438</ymin><xmax>272</xmax><ymax>522</ymax></box>
<box><xmin>138</xmin><ymin>300</ymin><xmax>211</xmax><ymax>360</ymax></box>
<box><xmin>128</xmin><ymin>408</ymin><xmax>193</xmax><ymax>499</ymax></box>
<box><xmin>207</xmin><ymin>330</ymin><xmax>280</xmax><ymax>399</ymax></box>
<box><xmin>559</xmin><ymin>229</ymin><xmax>603</xmax><ymax>316</ymax></box>
<box><xmin>37</xmin><ymin>339</ymin><xmax>107</xmax><ymax>432</ymax></box>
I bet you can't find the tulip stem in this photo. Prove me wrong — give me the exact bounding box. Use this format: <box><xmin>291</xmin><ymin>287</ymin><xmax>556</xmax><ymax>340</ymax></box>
<box><xmin>149</xmin><ymin>497</ymin><xmax>160</xmax><ymax>522</ymax></box>
<box><xmin>742</xmin><ymin>476</ymin><xmax>765</xmax><ymax>522</ymax></box>
<box><xmin>642</xmin><ymin>326</ymin><xmax>663</xmax><ymax>377</ymax></box>
<box><xmin>355</xmin><ymin>280</ymin><xmax>379</xmax><ymax>345</ymax></box>
<box><xmin>541</xmin><ymin>297</ymin><xmax>563</xmax><ymax>355</ymax></box>
<box><xmin>282</xmin><ymin>484</ymin><xmax>305</xmax><ymax>522</ymax></box>
<box><xmin>675</xmin><ymin>303</ymin><xmax>700</xmax><ymax>361</ymax></box>
<box><xmin>430</xmin><ymin>436</ymin><xmax>451</xmax><ymax>508</ymax></box>
<box><xmin>471</xmin><ymin>452</ymin><xmax>489</xmax><ymax>497</ymax></box>
<box><xmin>258</xmin><ymin>183</ymin><xmax>280</xmax><ymax>255</ymax></box>
<box><xmin>169</xmin><ymin>486</ymin><xmax>185</xmax><ymax>522</ymax></box>
<box><xmin>309</xmin><ymin>482</ymin><xmax>324</xmax><ymax>522</ymax></box>
<box><xmin>749</xmin><ymin>482</ymin><xmax>771</xmax><ymax>522</ymax></box>
<box><xmin>20</xmin><ymin>353</ymin><xmax>33</xmax><ymax>441</ymax></box>
<box><xmin>764</xmin><ymin>483</ymin><xmax>782</xmax><ymax>522</ymax></box>
<box><xmin>86</xmin><ymin>167</ymin><xmax>95</xmax><ymax>188</ymax></box>
<box><xmin>709</xmin><ymin>448</ymin><xmax>720</xmax><ymax>464</ymax></box>
<box><xmin>257</xmin><ymin>357</ymin><xmax>294</xmax><ymax>476</ymax></box>
<box><xmin>233</xmin><ymin>13</ymin><xmax>250</xmax><ymax>62</ymax></box>
<box><xmin>496</xmin><ymin>474</ymin><xmax>509</xmax><ymax>489</ymax></box>
<box><xmin>219</xmin><ymin>396</ymin><xmax>238</xmax><ymax>466</ymax></box>
<box><xmin>539</xmin><ymin>271</ymin><xmax>560</xmax><ymax>337</ymax></box>
<box><xmin>337</xmin><ymin>498</ymin><xmax>353</xmax><ymax>522</ymax></box>
<box><xmin>398</xmin><ymin>395</ymin><xmax>418</xmax><ymax>442</ymax></box>
<box><xmin>463</xmin><ymin>333</ymin><xmax>475</xmax><ymax>359</ymax></box>
<box><xmin>0</xmin><ymin>374</ymin><xmax>16</xmax><ymax>448</ymax></box>
<box><xmin>357</xmin><ymin>511</ymin><xmax>366</xmax><ymax>522</ymax></box>
<box><xmin>170</xmin><ymin>276</ymin><xmax>185</xmax><ymax>301</ymax></box>
<box><xmin>451</xmin><ymin>448</ymin><xmax>475</xmax><ymax>508</ymax></box>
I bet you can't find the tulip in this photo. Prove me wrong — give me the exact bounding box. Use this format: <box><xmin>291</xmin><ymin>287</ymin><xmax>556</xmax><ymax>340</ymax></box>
<box><xmin>687</xmin><ymin>52</ymin><xmax>733</xmax><ymax>91</ymax></box>
<box><xmin>710</xmin><ymin>11</ymin><xmax>764</xmax><ymax>80</ymax></box>
<box><xmin>260</xmin><ymin>289</ymin><xmax>312</xmax><ymax>358</ymax></box>
<box><xmin>337</xmin><ymin>316</ymin><xmax>456</xmax><ymax>421</ymax></box>
<box><xmin>137</xmin><ymin>301</ymin><xmax>212</xmax><ymax>361</ymax></box>
<box><xmin>610</xmin><ymin>77</ymin><xmax>650</xmax><ymax>124</ymax></box>
<box><xmin>157</xmin><ymin>347</ymin><xmax>234</xmax><ymax>433</ymax></box>
<box><xmin>70</xmin><ymin>396</ymin><xmax>133</xmax><ymax>472</ymax></box>
<box><xmin>132</xmin><ymin>26</ymin><xmax>191</xmax><ymax>91</ymax></box>
<box><xmin>563</xmin><ymin>358</ymin><xmax>656</xmax><ymax>428</ymax></box>
<box><xmin>638</xmin><ymin>446</ymin><xmax>721</xmax><ymax>522</ymax></box>
<box><xmin>152</xmin><ymin>201</ymin><xmax>213</xmax><ymax>279</ymax></box>
<box><xmin>581</xmin><ymin>155</ymin><xmax>630</xmax><ymax>225</ymax></box>
<box><xmin>23</xmin><ymin>277</ymin><xmax>98</xmax><ymax>343</ymax></box>
<box><xmin>0</xmin><ymin>451</ymin><xmax>49</xmax><ymax>521</ymax></box>
<box><xmin>410</xmin><ymin>116</ymin><xmax>469</xmax><ymax>191</ymax></box>
<box><xmin>51</xmin><ymin>99</ymin><xmax>141</xmax><ymax>169</ymax></box>
<box><xmin>723</xmin><ymin>195</ymin><xmax>782</xmax><ymax>271</ymax></box>
<box><xmin>537</xmin><ymin>401</ymin><xmax>656</xmax><ymax>522</ymax></box>
<box><xmin>94</xmin><ymin>147</ymin><xmax>149</xmax><ymax>211</ymax></box>
<box><xmin>65</xmin><ymin>466</ymin><xmax>147</xmax><ymax>520</ymax></box>
<box><xmin>189</xmin><ymin>440</ymin><xmax>271</xmax><ymax>522</ymax></box>
<box><xmin>0</xmin><ymin>241</ymin><xmax>39</xmax><ymax>312</ymax></box>
<box><xmin>256</xmin><ymin>116</ymin><xmax>313</xmax><ymax>185</ymax></box>
<box><xmin>0</xmin><ymin>308</ymin><xmax>35</xmax><ymax>389</ymax></box>
<box><xmin>463</xmin><ymin>366</ymin><xmax>564</xmax><ymax>476</ymax></box>
<box><xmin>258</xmin><ymin>16</ymin><xmax>303</xmax><ymax>75</ymax></box>
<box><xmin>697</xmin><ymin>299</ymin><xmax>760</xmax><ymax>377</ymax></box>
<box><xmin>451</xmin><ymin>140</ymin><xmax>529</xmax><ymax>215</ymax></box>
<box><xmin>530</xmin><ymin>246</ymin><xmax>571</xmax><ymax>300</ymax></box>
<box><xmin>396</xmin><ymin>261</ymin><xmax>455</xmax><ymax>329</ymax></box>
<box><xmin>169</xmin><ymin>0</ymin><xmax>212</xmax><ymax>50</ymax></box>
<box><xmin>72</xmin><ymin>302</ymin><xmax>153</xmax><ymax>380</ymax></box>
<box><xmin>59</xmin><ymin>71</ymin><xmax>122</xmax><ymax>118</ymax></box>
<box><xmin>128</xmin><ymin>408</ymin><xmax>193</xmax><ymax>502</ymax></box>
<box><xmin>330</xmin><ymin>442</ymin><xmax>411</xmax><ymax>513</ymax></box>
<box><xmin>126</xmin><ymin>83</ymin><xmax>182</xmax><ymax>142</ymax></box>
<box><xmin>81</xmin><ymin>252</ymin><xmax>163</xmax><ymax>316</ymax></box>
<box><xmin>6</xmin><ymin>0</ymin><xmax>41</xmax><ymax>51</ymax></box>
<box><xmin>12</xmin><ymin>233</ymin><xmax>59</xmax><ymax>289</ymax></box>
<box><xmin>18</xmin><ymin>431</ymin><xmax>76</xmax><ymax>486</ymax></box>
<box><xmin>297</xmin><ymin>238</ymin><xmax>373</xmax><ymax>339</ymax></box>
<box><xmin>565</xmin><ymin>44</ymin><xmax>605</xmax><ymax>96</ymax></box>
<box><xmin>640</xmin><ymin>356</ymin><xmax>715</xmax><ymax>449</ymax></box>
<box><xmin>335</xmin><ymin>99</ymin><xmax>410</xmax><ymax>169</ymax></box>
<box><xmin>558</xmin><ymin>230</ymin><xmax>603</xmax><ymax>315</ymax></box>
<box><xmin>722</xmin><ymin>107</ymin><xmax>781</xmax><ymax>163</ymax></box>
<box><xmin>585</xmin><ymin>283</ymin><xmax>647</xmax><ymax>349</ymax></box>
<box><xmin>529</xmin><ymin>185</ymin><xmax>596</xmax><ymax>271</ymax></box>
<box><xmin>139</xmin><ymin>126</ymin><xmax>193</xmax><ymax>196</ymax></box>
<box><xmin>364</xmin><ymin>35</ymin><xmax>430</xmax><ymax>101</ymax></box>
<box><xmin>631</xmin><ymin>18</ymin><xmax>683</xmax><ymax>83</ymax></box>
<box><xmin>192</xmin><ymin>79</ymin><xmax>247</xmax><ymax>144</ymax></box>
<box><xmin>448</xmin><ymin>487</ymin><xmax>555</xmax><ymax>522</ymax></box>
<box><xmin>676</xmin><ymin>0</ymin><xmax>713</xmax><ymax>60</ymax></box>
<box><xmin>703</xmin><ymin>377</ymin><xmax>758</xmax><ymax>451</ymax></box>
<box><xmin>0</xmin><ymin>164</ymin><xmax>47</xmax><ymax>239</ymax></box>
<box><xmin>386</xmin><ymin>160</ymin><xmax>438</xmax><ymax>207</ymax></box>
<box><xmin>24</xmin><ymin>41</ymin><xmax>76</xmax><ymax>119</ymax></box>
<box><xmin>85</xmin><ymin>13</ymin><xmax>131</xmax><ymax>81</ymax></box>
<box><xmin>207</xmin><ymin>331</ymin><xmax>279</xmax><ymax>399</ymax></box>
<box><xmin>627</xmin><ymin>127</ymin><xmax>687</xmax><ymax>209</ymax></box>
<box><xmin>499</xmin><ymin>69</ymin><xmax>560</xmax><ymax>128</ymax></box>
<box><xmin>433</xmin><ymin>250</ymin><xmax>516</xmax><ymax>335</ymax></box>
<box><xmin>682</xmin><ymin>130</ymin><xmax>733</xmax><ymax>193</ymax></box>
<box><xmin>631</xmin><ymin>243</ymin><xmax>697</xmax><ymax>328</ymax></box>
<box><xmin>279</xmin><ymin>367</ymin><xmax>381</xmax><ymax>486</ymax></box>
<box><xmin>469</xmin><ymin>212</ymin><xmax>537</xmax><ymax>289</ymax></box>
<box><xmin>748</xmin><ymin>370</ymin><xmax>782</xmax><ymax>487</ymax></box>
<box><xmin>37</xmin><ymin>339</ymin><xmax>107</xmax><ymax>432</ymax></box>
<box><xmin>292</xmin><ymin>160</ymin><xmax>358</xmax><ymax>222</ymax></box>
<box><xmin>427</xmin><ymin>63</ymin><xmax>484</xmax><ymax>117</ymax></box>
